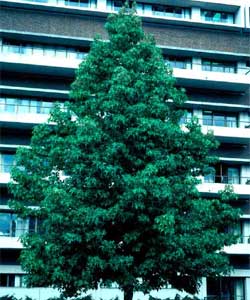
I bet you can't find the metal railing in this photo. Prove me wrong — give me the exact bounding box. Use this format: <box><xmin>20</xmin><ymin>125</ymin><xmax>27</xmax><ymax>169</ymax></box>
<box><xmin>152</xmin><ymin>11</ymin><xmax>191</xmax><ymax>20</ymax></box>
<box><xmin>0</xmin><ymin>227</ymin><xmax>31</xmax><ymax>237</ymax></box>
<box><xmin>205</xmin><ymin>296</ymin><xmax>245</xmax><ymax>300</ymax></box>
<box><xmin>2</xmin><ymin>43</ymin><xmax>250</xmax><ymax>75</ymax></box>
<box><xmin>237</xmin><ymin>235</ymin><xmax>250</xmax><ymax>244</ymax></box>
<box><xmin>180</xmin><ymin>115</ymin><xmax>250</xmax><ymax>129</ymax></box>
<box><xmin>0</xmin><ymin>163</ymin><xmax>14</xmax><ymax>174</ymax></box>
<box><xmin>1</xmin><ymin>44</ymin><xmax>88</xmax><ymax>61</ymax></box>
<box><xmin>180</xmin><ymin>117</ymin><xmax>250</xmax><ymax>129</ymax></box>
<box><xmin>165</xmin><ymin>61</ymin><xmax>250</xmax><ymax>75</ymax></box>
<box><xmin>9</xmin><ymin>0</ymin><xmax>97</xmax><ymax>8</ymax></box>
<box><xmin>204</xmin><ymin>175</ymin><xmax>250</xmax><ymax>185</ymax></box>
<box><xmin>1</xmin><ymin>163</ymin><xmax>249</xmax><ymax>186</ymax></box>
<box><xmin>0</xmin><ymin>98</ymin><xmax>63</xmax><ymax>115</ymax></box>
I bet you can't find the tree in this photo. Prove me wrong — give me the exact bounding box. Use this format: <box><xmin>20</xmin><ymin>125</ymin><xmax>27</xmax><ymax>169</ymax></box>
<box><xmin>10</xmin><ymin>5</ymin><xmax>240</xmax><ymax>300</ymax></box>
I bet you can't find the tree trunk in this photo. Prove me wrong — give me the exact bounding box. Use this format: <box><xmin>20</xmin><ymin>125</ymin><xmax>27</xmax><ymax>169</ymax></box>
<box><xmin>123</xmin><ymin>285</ymin><xmax>133</xmax><ymax>300</ymax></box>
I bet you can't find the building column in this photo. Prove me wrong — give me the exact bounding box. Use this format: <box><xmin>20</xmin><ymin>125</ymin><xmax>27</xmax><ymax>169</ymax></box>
<box><xmin>245</xmin><ymin>278</ymin><xmax>250</xmax><ymax>300</ymax></box>
<box><xmin>141</xmin><ymin>4</ymin><xmax>152</xmax><ymax>16</ymax></box>
<box><xmin>192</xmin><ymin>57</ymin><xmax>202</xmax><ymax>73</ymax></box>
<box><xmin>242</xmin><ymin>220</ymin><xmax>250</xmax><ymax>244</ymax></box>
<box><xmin>193</xmin><ymin>109</ymin><xmax>203</xmax><ymax>125</ymax></box>
<box><xmin>241</xmin><ymin>165</ymin><xmax>250</xmax><ymax>185</ymax></box>
<box><xmin>196</xmin><ymin>277</ymin><xmax>207</xmax><ymax>299</ymax></box>
<box><xmin>239</xmin><ymin>112</ymin><xmax>249</xmax><ymax>128</ymax></box>
<box><xmin>237</xmin><ymin>62</ymin><xmax>248</xmax><ymax>75</ymax></box>
<box><xmin>235</xmin><ymin>6</ymin><xmax>244</xmax><ymax>27</ymax></box>
<box><xmin>191</xmin><ymin>7</ymin><xmax>201</xmax><ymax>22</ymax></box>
<box><xmin>97</xmin><ymin>0</ymin><xmax>106</xmax><ymax>10</ymax></box>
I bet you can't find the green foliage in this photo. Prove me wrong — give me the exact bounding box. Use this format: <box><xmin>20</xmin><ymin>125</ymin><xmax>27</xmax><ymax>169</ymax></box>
<box><xmin>9</xmin><ymin>5</ymin><xmax>239</xmax><ymax>300</ymax></box>
<box><xmin>0</xmin><ymin>296</ymin><xmax>17</xmax><ymax>300</ymax></box>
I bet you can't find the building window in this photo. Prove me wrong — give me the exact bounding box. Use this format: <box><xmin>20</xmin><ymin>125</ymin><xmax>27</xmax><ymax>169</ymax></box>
<box><xmin>107</xmin><ymin>0</ymin><xmax>124</xmax><ymax>11</ymax></box>
<box><xmin>1</xmin><ymin>40</ymin><xmax>88</xmax><ymax>61</ymax></box>
<box><xmin>203</xmin><ymin>111</ymin><xmax>238</xmax><ymax>128</ymax></box>
<box><xmin>226</xmin><ymin>221</ymin><xmax>245</xmax><ymax>243</ymax></box>
<box><xmin>201</xmin><ymin>9</ymin><xmax>234</xmax><ymax>24</ymax></box>
<box><xmin>136</xmin><ymin>2</ymin><xmax>148</xmax><ymax>14</ymax></box>
<box><xmin>204</xmin><ymin>164</ymin><xmax>240</xmax><ymax>184</ymax></box>
<box><xmin>0</xmin><ymin>274</ymin><xmax>26</xmax><ymax>287</ymax></box>
<box><xmin>61</xmin><ymin>0</ymin><xmax>97</xmax><ymax>8</ymax></box>
<box><xmin>179</xmin><ymin>110</ymin><xmax>193</xmax><ymax>124</ymax></box>
<box><xmin>165</xmin><ymin>56</ymin><xmax>192</xmax><ymax>69</ymax></box>
<box><xmin>0</xmin><ymin>212</ymin><xmax>38</xmax><ymax>237</ymax></box>
<box><xmin>202</xmin><ymin>59</ymin><xmax>236</xmax><ymax>73</ymax></box>
<box><xmin>0</xmin><ymin>153</ymin><xmax>15</xmax><ymax>173</ymax></box>
<box><xmin>0</xmin><ymin>97</ymin><xmax>56</xmax><ymax>115</ymax></box>
<box><xmin>152</xmin><ymin>4</ymin><xmax>191</xmax><ymax>19</ymax></box>
<box><xmin>0</xmin><ymin>274</ymin><xmax>15</xmax><ymax>287</ymax></box>
<box><xmin>207</xmin><ymin>277</ymin><xmax>245</xmax><ymax>300</ymax></box>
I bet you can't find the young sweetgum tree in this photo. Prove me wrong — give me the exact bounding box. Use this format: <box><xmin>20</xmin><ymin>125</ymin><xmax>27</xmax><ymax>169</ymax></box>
<box><xmin>10</xmin><ymin>5</ymin><xmax>239</xmax><ymax>300</ymax></box>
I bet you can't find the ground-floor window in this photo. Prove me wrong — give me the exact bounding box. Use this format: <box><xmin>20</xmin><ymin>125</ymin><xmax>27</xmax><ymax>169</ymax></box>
<box><xmin>207</xmin><ymin>277</ymin><xmax>245</xmax><ymax>300</ymax></box>
<box><xmin>0</xmin><ymin>274</ymin><xmax>26</xmax><ymax>287</ymax></box>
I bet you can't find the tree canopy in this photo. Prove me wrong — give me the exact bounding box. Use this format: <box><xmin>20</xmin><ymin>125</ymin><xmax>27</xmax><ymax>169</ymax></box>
<box><xmin>10</xmin><ymin>5</ymin><xmax>239</xmax><ymax>300</ymax></box>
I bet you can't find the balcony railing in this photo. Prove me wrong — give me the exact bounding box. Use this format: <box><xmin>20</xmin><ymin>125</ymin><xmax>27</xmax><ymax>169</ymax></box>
<box><xmin>165</xmin><ymin>61</ymin><xmax>250</xmax><ymax>75</ymax></box>
<box><xmin>180</xmin><ymin>117</ymin><xmax>250</xmax><ymax>129</ymax></box>
<box><xmin>237</xmin><ymin>235</ymin><xmax>250</xmax><ymax>244</ymax></box>
<box><xmin>205</xmin><ymin>296</ymin><xmax>244</xmax><ymax>300</ymax></box>
<box><xmin>201</xmin><ymin>10</ymin><xmax>235</xmax><ymax>24</ymax></box>
<box><xmin>0</xmin><ymin>227</ymin><xmax>33</xmax><ymax>237</ymax></box>
<box><xmin>2</xmin><ymin>43</ymin><xmax>250</xmax><ymax>76</ymax></box>
<box><xmin>0</xmin><ymin>163</ymin><xmax>14</xmax><ymax>174</ymax></box>
<box><xmin>1</xmin><ymin>44</ymin><xmax>88</xmax><ymax>61</ymax></box>
<box><xmin>10</xmin><ymin>0</ymin><xmax>97</xmax><ymax>8</ymax></box>
<box><xmin>204</xmin><ymin>175</ymin><xmax>250</xmax><ymax>185</ymax></box>
<box><xmin>0</xmin><ymin>213</ymin><xmax>41</xmax><ymax>238</ymax></box>
<box><xmin>0</xmin><ymin>98</ymin><xmax>63</xmax><ymax>115</ymax></box>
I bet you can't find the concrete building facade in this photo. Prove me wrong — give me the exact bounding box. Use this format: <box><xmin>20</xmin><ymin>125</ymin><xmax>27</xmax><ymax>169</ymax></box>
<box><xmin>0</xmin><ymin>0</ymin><xmax>250</xmax><ymax>299</ymax></box>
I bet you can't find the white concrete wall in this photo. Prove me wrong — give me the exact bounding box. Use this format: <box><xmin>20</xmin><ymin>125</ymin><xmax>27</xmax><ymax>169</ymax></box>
<box><xmin>0</xmin><ymin>237</ymin><xmax>23</xmax><ymax>249</ymax></box>
<box><xmin>242</xmin><ymin>220</ymin><xmax>250</xmax><ymax>244</ymax></box>
<box><xmin>239</xmin><ymin>112</ymin><xmax>250</xmax><ymax>128</ymax></box>
<box><xmin>0</xmin><ymin>287</ymin><xmax>196</xmax><ymax>300</ymax></box>
<box><xmin>191</xmin><ymin>7</ymin><xmax>201</xmax><ymax>22</ymax></box>
<box><xmin>245</xmin><ymin>278</ymin><xmax>250</xmax><ymax>300</ymax></box>
<box><xmin>0</xmin><ymin>288</ymin><xmax>60</xmax><ymax>300</ymax></box>
<box><xmin>97</xmin><ymin>0</ymin><xmax>106</xmax><ymax>10</ymax></box>
<box><xmin>235</xmin><ymin>6</ymin><xmax>244</xmax><ymax>27</ymax></box>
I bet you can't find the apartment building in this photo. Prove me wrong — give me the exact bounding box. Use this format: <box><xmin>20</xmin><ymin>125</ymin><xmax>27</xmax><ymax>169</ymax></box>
<box><xmin>0</xmin><ymin>0</ymin><xmax>250</xmax><ymax>299</ymax></box>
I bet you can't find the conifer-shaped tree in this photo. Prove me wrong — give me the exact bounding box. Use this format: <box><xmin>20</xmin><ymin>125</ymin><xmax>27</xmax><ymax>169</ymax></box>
<box><xmin>10</xmin><ymin>5</ymin><xmax>239</xmax><ymax>300</ymax></box>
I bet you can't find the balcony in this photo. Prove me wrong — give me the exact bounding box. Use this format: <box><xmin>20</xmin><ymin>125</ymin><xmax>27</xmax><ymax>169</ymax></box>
<box><xmin>0</xmin><ymin>0</ymin><xmax>100</xmax><ymax>15</ymax></box>
<box><xmin>2</xmin><ymin>42</ymin><xmax>249</xmax><ymax>91</ymax></box>
<box><xmin>0</xmin><ymin>43</ymin><xmax>85</xmax><ymax>76</ymax></box>
<box><xmin>197</xmin><ymin>177</ymin><xmax>250</xmax><ymax>198</ymax></box>
<box><xmin>0</xmin><ymin>97</ymin><xmax>63</xmax><ymax>127</ymax></box>
<box><xmin>0</xmin><ymin>85</ymin><xmax>69</xmax><ymax>100</ymax></box>
<box><xmin>181</xmin><ymin>116</ymin><xmax>250</xmax><ymax>144</ymax></box>
<box><xmin>224</xmin><ymin>241</ymin><xmax>250</xmax><ymax>255</ymax></box>
<box><xmin>0</xmin><ymin>97</ymin><xmax>63</xmax><ymax>128</ymax></box>
<box><xmin>0</xmin><ymin>212</ymin><xmax>40</xmax><ymax>247</ymax></box>
<box><xmin>201</xmin><ymin>123</ymin><xmax>250</xmax><ymax>144</ymax></box>
<box><xmin>198</xmin><ymin>160</ymin><xmax>250</xmax><ymax>198</ymax></box>
<box><xmin>172</xmin><ymin>64</ymin><xmax>250</xmax><ymax>92</ymax></box>
<box><xmin>0</xmin><ymin>164</ymin><xmax>13</xmax><ymax>184</ymax></box>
